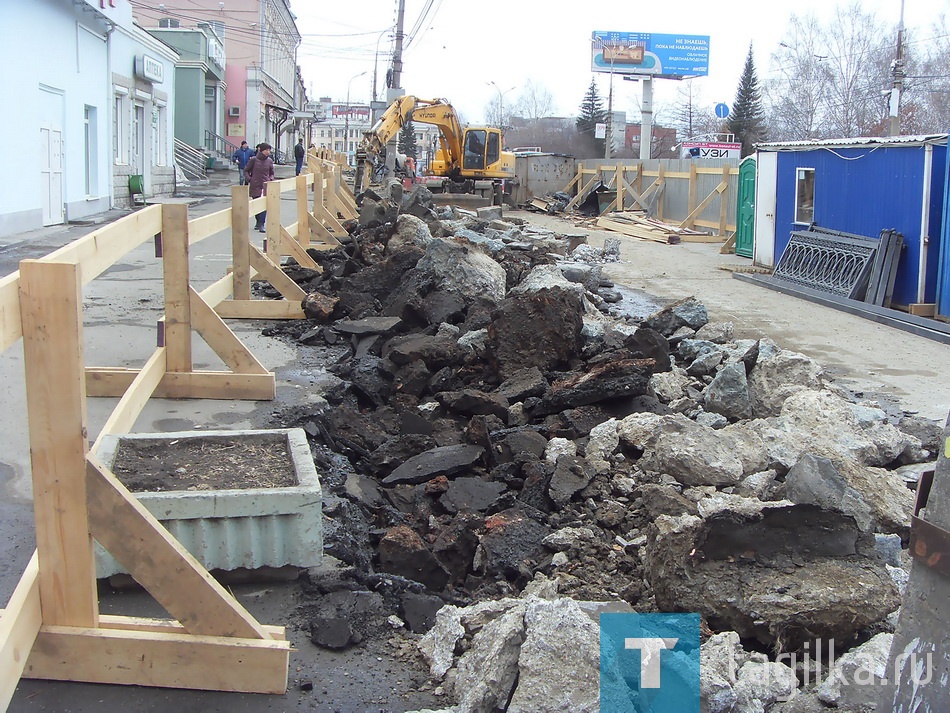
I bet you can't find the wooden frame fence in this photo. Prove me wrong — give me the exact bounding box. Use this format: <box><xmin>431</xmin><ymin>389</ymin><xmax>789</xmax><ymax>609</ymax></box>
<box><xmin>562</xmin><ymin>161</ymin><xmax>738</xmax><ymax>236</ymax></box>
<box><xmin>0</xmin><ymin>151</ymin><xmax>354</xmax><ymax>708</ymax></box>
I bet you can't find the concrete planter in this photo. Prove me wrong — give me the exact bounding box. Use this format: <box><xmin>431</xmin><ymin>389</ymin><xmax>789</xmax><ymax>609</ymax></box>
<box><xmin>94</xmin><ymin>428</ymin><xmax>322</xmax><ymax>578</ymax></box>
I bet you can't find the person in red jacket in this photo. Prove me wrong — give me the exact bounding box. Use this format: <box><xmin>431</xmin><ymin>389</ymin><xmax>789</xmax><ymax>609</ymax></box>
<box><xmin>244</xmin><ymin>143</ymin><xmax>275</xmax><ymax>232</ymax></box>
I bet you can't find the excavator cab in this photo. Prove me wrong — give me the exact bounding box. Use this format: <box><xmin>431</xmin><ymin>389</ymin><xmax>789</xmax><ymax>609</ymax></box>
<box><xmin>462</xmin><ymin>128</ymin><xmax>502</xmax><ymax>172</ymax></box>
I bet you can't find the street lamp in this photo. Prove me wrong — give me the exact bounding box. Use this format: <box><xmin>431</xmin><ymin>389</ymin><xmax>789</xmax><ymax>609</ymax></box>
<box><xmin>487</xmin><ymin>81</ymin><xmax>516</xmax><ymax>131</ymax></box>
<box><xmin>373</xmin><ymin>27</ymin><xmax>394</xmax><ymax>103</ymax></box>
<box><xmin>343</xmin><ymin>71</ymin><xmax>367</xmax><ymax>166</ymax></box>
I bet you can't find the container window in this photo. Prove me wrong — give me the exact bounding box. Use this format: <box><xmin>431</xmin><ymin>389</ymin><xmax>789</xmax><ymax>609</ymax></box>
<box><xmin>795</xmin><ymin>168</ymin><xmax>815</xmax><ymax>224</ymax></box>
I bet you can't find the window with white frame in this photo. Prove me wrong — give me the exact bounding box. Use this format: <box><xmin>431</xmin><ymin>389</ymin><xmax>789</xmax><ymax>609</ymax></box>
<box><xmin>795</xmin><ymin>168</ymin><xmax>815</xmax><ymax>224</ymax></box>
<box><xmin>84</xmin><ymin>105</ymin><xmax>98</xmax><ymax>196</ymax></box>
<box><xmin>152</xmin><ymin>104</ymin><xmax>167</xmax><ymax>166</ymax></box>
<box><xmin>113</xmin><ymin>92</ymin><xmax>129</xmax><ymax>163</ymax></box>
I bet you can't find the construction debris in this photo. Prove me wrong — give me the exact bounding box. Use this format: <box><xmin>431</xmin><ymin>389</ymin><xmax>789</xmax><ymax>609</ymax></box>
<box><xmin>595</xmin><ymin>211</ymin><xmax>716</xmax><ymax>245</ymax></box>
<box><xmin>251</xmin><ymin>186</ymin><xmax>936</xmax><ymax>713</ymax></box>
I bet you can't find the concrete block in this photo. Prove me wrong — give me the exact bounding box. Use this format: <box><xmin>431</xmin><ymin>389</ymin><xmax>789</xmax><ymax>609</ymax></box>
<box><xmin>94</xmin><ymin>428</ymin><xmax>322</xmax><ymax>577</ymax></box>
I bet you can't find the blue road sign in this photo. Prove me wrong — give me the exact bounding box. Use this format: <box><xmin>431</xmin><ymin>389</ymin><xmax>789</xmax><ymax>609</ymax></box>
<box><xmin>715</xmin><ymin>103</ymin><xmax>730</xmax><ymax>119</ymax></box>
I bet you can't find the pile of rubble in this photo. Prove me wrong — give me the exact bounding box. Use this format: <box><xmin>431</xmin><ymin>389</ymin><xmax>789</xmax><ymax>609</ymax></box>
<box><xmin>260</xmin><ymin>182</ymin><xmax>940</xmax><ymax>712</ymax></box>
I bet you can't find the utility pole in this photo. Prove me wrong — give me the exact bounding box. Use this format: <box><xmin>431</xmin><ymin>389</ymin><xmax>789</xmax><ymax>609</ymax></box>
<box><xmin>605</xmin><ymin>70</ymin><xmax>614</xmax><ymax>159</ymax></box>
<box><xmin>385</xmin><ymin>0</ymin><xmax>406</xmax><ymax>176</ymax></box>
<box><xmin>888</xmin><ymin>0</ymin><xmax>906</xmax><ymax>136</ymax></box>
<box><xmin>640</xmin><ymin>78</ymin><xmax>654</xmax><ymax>160</ymax></box>
<box><xmin>878</xmin><ymin>417</ymin><xmax>950</xmax><ymax>711</ymax></box>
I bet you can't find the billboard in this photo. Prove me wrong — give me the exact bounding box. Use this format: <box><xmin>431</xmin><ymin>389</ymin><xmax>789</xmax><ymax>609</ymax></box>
<box><xmin>331</xmin><ymin>104</ymin><xmax>370</xmax><ymax>119</ymax></box>
<box><xmin>681</xmin><ymin>141</ymin><xmax>742</xmax><ymax>160</ymax></box>
<box><xmin>591</xmin><ymin>31</ymin><xmax>709</xmax><ymax>79</ymax></box>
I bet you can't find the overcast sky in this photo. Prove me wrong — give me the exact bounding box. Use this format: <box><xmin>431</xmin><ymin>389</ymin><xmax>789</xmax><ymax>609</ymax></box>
<box><xmin>291</xmin><ymin>0</ymin><xmax>947</xmax><ymax>126</ymax></box>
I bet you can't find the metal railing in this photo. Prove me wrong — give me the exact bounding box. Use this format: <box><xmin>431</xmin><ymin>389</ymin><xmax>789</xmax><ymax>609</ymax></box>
<box><xmin>174</xmin><ymin>138</ymin><xmax>208</xmax><ymax>181</ymax></box>
<box><xmin>204</xmin><ymin>129</ymin><xmax>240</xmax><ymax>163</ymax></box>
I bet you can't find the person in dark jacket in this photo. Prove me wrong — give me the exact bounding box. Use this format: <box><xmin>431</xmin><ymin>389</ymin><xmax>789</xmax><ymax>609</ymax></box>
<box><xmin>294</xmin><ymin>138</ymin><xmax>305</xmax><ymax>176</ymax></box>
<box><xmin>244</xmin><ymin>143</ymin><xmax>275</xmax><ymax>232</ymax></box>
<box><xmin>231</xmin><ymin>141</ymin><xmax>253</xmax><ymax>185</ymax></box>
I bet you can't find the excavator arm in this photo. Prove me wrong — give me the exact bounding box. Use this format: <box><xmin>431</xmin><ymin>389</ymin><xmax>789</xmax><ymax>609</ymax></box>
<box><xmin>355</xmin><ymin>96</ymin><xmax>465</xmax><ymax>191</ymax></box>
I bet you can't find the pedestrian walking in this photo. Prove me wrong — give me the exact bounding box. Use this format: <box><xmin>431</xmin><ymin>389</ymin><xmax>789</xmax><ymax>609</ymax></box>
<box><xmin>294</xmin><ymin>137</ymin><xmax>306</xmax><ymax>176</ymax></box>
<box><xmin>244</xmin><ymin>143</ymin><xmax>275</xmax><ymax>232</ymax></box>
<box><xmin>231</xmin><ymin>141</ymin><xmax>253</xmax><ymax>185</ymax></box>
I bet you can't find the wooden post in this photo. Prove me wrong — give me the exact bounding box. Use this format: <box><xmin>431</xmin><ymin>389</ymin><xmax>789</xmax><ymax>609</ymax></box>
<box><xmin>635</xmin><ymin>162</ymin><xmax>643</xmax><ymax>197</ymax></box>
<box><xmin>616</xmin><ymin>162</ymin><xmax>624</xmax><ymax>211</ymax></box>
<box><xmin>230</xmin><ymin>185</ymin><xmax>251</xmax><ymax>301</ymax></box>
<box><xmin>266</xmin><ymin>185</ymin><xmax>281</xmax><ymax>262</ymax></box>
<box><xmin>161</xmin><ymin>204</ymin><xmax>193</xmax><ymax>373</ymax></box>
<box><xmin>18</xmin><ymin>260</ymin><xmax>98</xmax><ymax>628</ymax></box>
<box><xmin>688</xmin><ymin>163</ymin><xmax>698</xmax><ymax>220</ymax></box>
<box><xmin>313</xmin><ymin>162</ymin><xmax>325</xmax><ymax>224</ymax></box>
<box><xmin>719</xmin><ymin>164</ymin><xmax>731</xmax><ymax>236</ymax></box>
<box><xmin>296</xmin><ymin>174</ymin><xmax>310</xmax><ymax>248</ymax></box>
<box><xmin>657</xmin><ymin>164</ymin><xmax>666</xmax><ymax>221</ymax></box>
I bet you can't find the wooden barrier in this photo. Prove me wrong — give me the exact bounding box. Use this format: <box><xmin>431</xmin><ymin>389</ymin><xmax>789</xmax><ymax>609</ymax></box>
<box><xmin>0</xmin><ymin>162</ymin><xmax>359</xmax><ymax>707</ymax></box>
<box><xmin>563</xmin><ymin>161</ymin><xmax>738</xmax><ymax>236</ymax></box>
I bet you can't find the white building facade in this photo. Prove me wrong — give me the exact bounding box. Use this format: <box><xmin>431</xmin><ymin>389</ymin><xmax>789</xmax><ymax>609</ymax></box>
<box><xmin>0</xmin><ymin>0</ymin><xmax>177</xmax><ymax>238</ymax></box>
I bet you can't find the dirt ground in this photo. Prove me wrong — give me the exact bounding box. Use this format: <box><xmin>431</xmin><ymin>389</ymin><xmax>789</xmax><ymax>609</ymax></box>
<box><xmin>111</xmin><ymin>434</ymin><xmax>296</xmax><ymax>492</ymax></box>
<box><xmin>521</xmin><ymin>210</ymin><xmax>950</xmax><ymax>423</ymax></box>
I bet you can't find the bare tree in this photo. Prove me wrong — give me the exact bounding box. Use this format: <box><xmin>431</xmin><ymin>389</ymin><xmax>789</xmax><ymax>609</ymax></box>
<box><xmin>512</xmin><ymin>80</ymin><xmax>556</xmax><ymax>121</ymax></box>
<box><xmin>669</xmin><ymin>79</ymin><xmax>723</xmax><ymax>141</ymax></box>
<box><xmin>822</xmin><ymin>2</ymin><xmax>892</xmax><ymax>136</ymax></box>
<box><xmin>765</xmin><ymin>14</ymin><xmax>832</xmax><ymax>140</ymax></box>
<box><xmin>912</xmin><ymin>16</ymin><xmax>950</xmax><ymax>132</ymax></box>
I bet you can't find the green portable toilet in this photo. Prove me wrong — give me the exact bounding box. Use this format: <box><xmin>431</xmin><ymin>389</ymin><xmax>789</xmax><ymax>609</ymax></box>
<box><xmin>735</xmin><ymin>156</ymin><xmax>756</xmax><ymax>258</ymax></box>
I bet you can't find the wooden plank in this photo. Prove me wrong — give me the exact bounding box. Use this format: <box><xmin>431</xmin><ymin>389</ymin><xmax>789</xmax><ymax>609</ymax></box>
<box><xmin>595</xmin><ymin>217</ymin><xmax>680</xmax><ymax>245</ymax></box>
<box><xmin>308</xmin><ymin>213</ymin><xmax>342</xmax><ymax>246</ymax></box>
<box><xmin>90</xmin><ymin>348</ymin><xmax>166</xmax><ymax>455</ymax></box>
<box><xmin>695</xmin><ymin>218</ymin><xmax>737</xmax><ymax>232</ymax></box>
<box><xmin>187</xmin><ymin>208</ymin><xmax>232</xmax><ymax>246</ymax></box>
<box><xmin>720</xmin><ymin>232</ymin><xmax>738</xmax><ymax>254</ymax></box>
<box><xmin>19</xmin><ymin>260</ymin><xmax>98</xmax><ymax>629</ymax></box>
<box><xmin>696</xmin><ymin>166</ymin><xmax>739</xmax><ymax>175</ymax></box>
<box><xmin>560</xmin><ymin>163</ymin><xmax>582</xmax><ymax>194</ymax></box>
<box><xmin>319</xmin><ymin>205</ymin><xmax>348</xmax><ymax>237</ymax></box>
<box><xmin>200</xmin><ymin>273</ymin><xmax>234</xmax><ymax>309</ymax></box>
<box><xmin>679</xmin><ymin>233</ymin><xmax>726</xmax><ymax>243</ymax></box>
<box><xmin>249</xmin><ymin>246</ymin><xmax>306</xmax><ymax>301</ymax></box>
<box><xmin>565</xmin><ymin>170</ymin><xmax>601</xmax><ymax>210</ymax></box>
<box><xmin>214</xmin><ymin>299</ymin><xmax>305</xmax><ymax>321</ymax></box>
<box><xmin>2</xmin><ymin>208</ymin><xmax>165</xmax><ymax>352</ymax></box>
<box><xmin>265</xmin><ymin>188</ymin><xmax>282</xmax><ymax>261</ymax></box>
<box><xmin>189</xmin><ymin>287</ymin><xmax>269</xmax><ymax>375</ymax></box>
<box><xmin>85</xmin><ymin>456</ymin><xmax>271</xmax><ymax>640</ymax></box>
<box><xmin>86</xmin><ymin>369</ymin><xmax>275</xmax><ymax>400</ymax></box>
<box><xmin>679</xmin><ymin>176</ymin><xmax>728</xmax><ymax>229</ymax></box>
<box><xmin>231</xmin><ymin>185</ymin><xmax>252</xmax><ymax>301</ymax></box>
<box><xmin>41</xmin><ymin>205</ymin><xmax>163</xmax><ymax>282</ymax></box>
<box><xmin>279</xmin><ymin>226</ymin><xmax>320</xmax><ymax>270</ymax></box>
<box><xmin>616</xmin><ymin>162</ymin><xmax>624</xmax><ymax>212</ymax></box>
<box><xmin>162</xmin><ymin>204</ymin><xmax>193</xmax><ymax>373</ymax></box>
<box><xmin>25</xmin><ymin>625</ymin><xmax>289</xmax><ymax>694</ymax></box>
<box><xmin>656</xmin><ymin>164</ymin><xmax>666</xmax><ymax>221</ymax></box>
<box><xmin>97</xmin><ymin>614</ymin><xmax>285</xmax><ymax>641</ymax></box>
<box><xmin>687</xmin><ymin>163</ymin><xmax>698</xmax><ymax>220</ymax></box>
<box><xmin>0</xmin><ymin>272</ymin><xmax>20</xmax><ymax>354</ymax></box>
<box><xmin>719</xmin><ymin>163</ymin><xmax>731</xmax><ymax>237</ymax></box>
<box><xmin>248</xmin><ymin>196</ymin><xmax>266</xmax><ymax>214</ymax></box>
<box><xmin>296</xmin><ymin>174</ymin><xmax>311</xmax><ymax>248</ymax></box>
<box><xmin>909</xmin><ymin>303</ymin><xmax>937</xmax><ymax>317</ymax></box>
<box><xmin>0</xmin><ymin>553</ymin><xmax>41</xmax><ymax>711</ymax></box>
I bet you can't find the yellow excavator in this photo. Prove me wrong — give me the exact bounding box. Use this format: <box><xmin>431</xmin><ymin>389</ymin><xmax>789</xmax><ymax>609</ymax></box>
<box><xmin>354</xmin><ymin>96</ymin><xmax>515</xmax><ymax>202</ymax></box>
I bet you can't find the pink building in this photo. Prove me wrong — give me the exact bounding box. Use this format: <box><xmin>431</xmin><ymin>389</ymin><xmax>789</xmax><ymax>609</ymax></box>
<box><xmin>134</xmin><ymin>0</ymin><xmax>303</xmax><ymax>161</ymax></box>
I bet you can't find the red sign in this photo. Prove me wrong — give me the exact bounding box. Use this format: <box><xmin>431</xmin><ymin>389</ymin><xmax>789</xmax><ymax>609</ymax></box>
<box><xmin>331</xmin><ymin>105</ymin><xmax>370</xmax><ymax>119</ymax></box>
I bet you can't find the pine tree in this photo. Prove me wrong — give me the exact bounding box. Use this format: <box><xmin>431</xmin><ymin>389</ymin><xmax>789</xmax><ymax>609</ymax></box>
<box><xmin>728</xmin><ymin>45</ymin><xmax>767</xmax><ymax>156</ymax></box>
<box><xmin>576</xmin><ymin>78</ymin><xmax>606</xmax><ymax>157</ymax></box>
<box><xmin>398</xmin><ymin>118</ymin><xmax>418</xmax><ymax>158</ymax></box>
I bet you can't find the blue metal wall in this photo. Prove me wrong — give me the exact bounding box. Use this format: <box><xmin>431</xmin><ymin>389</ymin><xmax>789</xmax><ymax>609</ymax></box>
<box><xmin>938</xmin><ymin>147</ymin><xmax>950</xmax><ymax>317</ymax></box>
<box><xmin>773</xmin><ymin>144</ymin><xmax>947</xmax><ymax>307</ymax></box>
